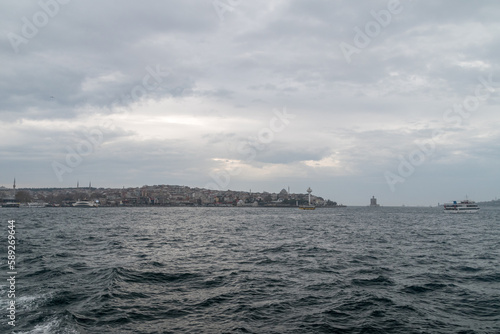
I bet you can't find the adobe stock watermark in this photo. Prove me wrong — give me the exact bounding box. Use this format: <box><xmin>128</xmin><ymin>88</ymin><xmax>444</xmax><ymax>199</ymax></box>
<box><xmin>385</xmin><ymin>73</ymin><xmax>498</xmax><ymax>192</ymax></box>
<box><xmin>116</xmin><ymin>65</ymin><xmax>169</xmax><ymax>106</ymax></box>
<box><xmin>51</xmin><ymin>65</ymin><xmax>169</xmax><ymax>182</ymax></box>
<box><xmin>6</xmin><ymin>0</ymin><xmax>71</xmax><ymax>54</ymax></box>
<box><xmin>339</xmin><ymin>0</ymin><xmax>404</xmax><ymax>64</ymax></box>
<box><xmin>212</xmin><ymin>0</ymin><xmax>240</xmax><ymax>22</ymax></box>
<box><xmin>205</xmin><ymin>107</ymin><xmax>295</xmax><ymax>190</ymax></box>
<box><xmin>51</xmin><ymin>126</ymin><xmax>105</xmax><ymax>182</ymax></box>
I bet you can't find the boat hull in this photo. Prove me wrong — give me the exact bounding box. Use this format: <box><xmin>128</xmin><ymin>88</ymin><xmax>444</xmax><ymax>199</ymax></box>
<box><xmin>73</xmin><ymin>201</ymin><xmax>96</xmax><ymax>207</ymax></box>
<box><xmin>444</xmin><ymin>209</ymin><xmax>479</xmax><ymax>214</ymax></box>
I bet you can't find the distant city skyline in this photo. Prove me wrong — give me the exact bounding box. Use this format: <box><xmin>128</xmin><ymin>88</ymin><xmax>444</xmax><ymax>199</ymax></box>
<box><xmin>1</xmin><ymin>1</ymin><xmax>499</xmax><ymax>206</ymax></box>
<box><xmin>1</xmin><ymin>178</ymin><xmax>497</xmax><ymax>207</ymax></box>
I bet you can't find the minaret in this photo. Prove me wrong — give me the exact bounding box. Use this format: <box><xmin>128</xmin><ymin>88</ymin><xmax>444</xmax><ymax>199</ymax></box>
<box><xmin>77</xmin><ymin>180</ymin><xmax>79</xmax><ymax>188</ymax></box>
<box><xmin>307</xmin><ymin>187</ymin><xmax>312</xmax><ymax>205</ymax></box>
<box><xmin>13</xmin><ymin>178</ymin><xmax>16</xmax><ymax>191</ymax></box>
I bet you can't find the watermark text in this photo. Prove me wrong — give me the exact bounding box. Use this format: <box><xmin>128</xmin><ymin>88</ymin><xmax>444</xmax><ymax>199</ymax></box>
<box><xmin>6</xmin><ymin>219</ymin><xmax>17</xmax><ymax>327</ymax></box>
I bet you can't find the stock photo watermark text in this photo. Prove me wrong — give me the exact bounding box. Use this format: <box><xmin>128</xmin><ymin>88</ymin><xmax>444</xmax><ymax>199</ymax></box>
<box><xmin>6</xmin><ymin>0</ymin><xmax>71</xmax><ymax>54</ymax></box>
<box><xmin>6</xmin><ymin>219</ymin><xmax>17</xmax><ymax>327</ymax></box>
<box><xmin>212</xmin><ymin>0</ymin><xmax>240</xmax><ymax>22</ymax></box>
<box><xmin>206</xmin><ymin>107</ymin><xmax>295</xmax><ymax>190</ymax></box>
<box><xmin>385</xmin><ymin>73</ymin><xmax>498</xmax><ymax>192</ymax></box>
<box><xmin>339</xmin><ymin>0</ymin><xmax>404</xmax><ymax>64</ymax></box>
<box><xmin>51</xmin><ymin>64</ymin><xmax>169</xmax><ymax>182</ymax></box>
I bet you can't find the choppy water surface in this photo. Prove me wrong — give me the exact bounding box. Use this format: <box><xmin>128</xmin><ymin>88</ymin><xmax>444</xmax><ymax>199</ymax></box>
<box><xmin>1</xmin><ymin>206</ymin><xmax>499</xmax><ymax>333</ymax></box>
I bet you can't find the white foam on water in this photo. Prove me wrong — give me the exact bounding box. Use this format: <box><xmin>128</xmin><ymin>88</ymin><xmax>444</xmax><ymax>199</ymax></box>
<box><xmin>15</xmin><ymin>316</ymin><xmax>80</xmax><ymax>334</ymax></box>
<box><xmin>16</xmin><ymin>293</ymin><xmax>52</xmax><ymax>311</ymax></box>
<box><xmin>15</xmin><ymin>317</ymin><xmax>60</xmax><ymax>334</ymax></box>
<box><xmin>0</xmin><ymin>284</ymin><xmax>9</xmax><ymax>308</ymax></box>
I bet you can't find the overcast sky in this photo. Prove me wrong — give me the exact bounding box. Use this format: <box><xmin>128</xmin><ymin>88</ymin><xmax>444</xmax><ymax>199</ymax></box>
<box><xmin>1</xmin><ymin>0</ymin><xmax>499</xmax><ymax>205</ymax></box>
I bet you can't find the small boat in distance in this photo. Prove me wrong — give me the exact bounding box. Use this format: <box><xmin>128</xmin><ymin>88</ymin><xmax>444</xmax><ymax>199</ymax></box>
<box><xmin>443</xmin><ymin>200</ymin><xmax>479</xmax><ymax>213</ymax></box>
<box><xmin>28</xmin><ymin>202</ymin><xmax>49</xmax><ymax>208</ymax></box>
<box><xmin>73</xmin><ymin>200</ymin><xmax>97</xmax><ymax>208</ymax></box>
<box><xmin>2</xmin><ymin>199</ymin><xmax>20</xmax><ymax>208</ymax></box>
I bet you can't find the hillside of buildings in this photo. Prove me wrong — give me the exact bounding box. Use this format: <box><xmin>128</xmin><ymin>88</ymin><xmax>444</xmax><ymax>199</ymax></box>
<box><xmin>0</xmin><ymin>184</ymin><xmax>343</xmax><ymax>207</ymax></box>
<box><xmin>477</xmin><ymin>199</ymin><xmax>500</xmax><ymax>207</ymax></box>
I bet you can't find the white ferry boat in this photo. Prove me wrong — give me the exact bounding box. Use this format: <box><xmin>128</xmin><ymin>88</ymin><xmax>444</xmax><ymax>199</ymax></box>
<box><xmin>443</xmin><ymin>200</ymin><xmax>479</xmax><ymax>213</ymax></box>
<box><xmin>28</xmin><ymin>202</ymin><xmax>49</xmax><ymax>208</ymax></box>
<box><xmin>73</xmin><ymin>200</ymin><xmax>97</xmax><ymax>207</ymax></box>
<box><xmin>1</xmin><ymin>199</ymin><xmax>20</xmax><ymax>208</ymax></box>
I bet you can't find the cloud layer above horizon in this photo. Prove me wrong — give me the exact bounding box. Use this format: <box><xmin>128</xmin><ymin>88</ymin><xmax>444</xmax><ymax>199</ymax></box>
<box><xmin>1</xmin><ymin>0</ymin><xmax>499</xmax><ymax>205</ymax></box>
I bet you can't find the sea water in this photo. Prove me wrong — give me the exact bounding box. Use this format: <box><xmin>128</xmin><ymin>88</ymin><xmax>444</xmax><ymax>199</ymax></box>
<box><xmin>0</xmin><ymin>206</ymin><xmax>499</xmax><ymax>333</ymax></box>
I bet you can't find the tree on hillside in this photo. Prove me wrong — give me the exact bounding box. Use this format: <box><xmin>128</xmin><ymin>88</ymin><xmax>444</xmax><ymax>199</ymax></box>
<box><xmin>15</xmin><ymin>191</ymin><xmax>32</xmax><ymax>203</ymax></box>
